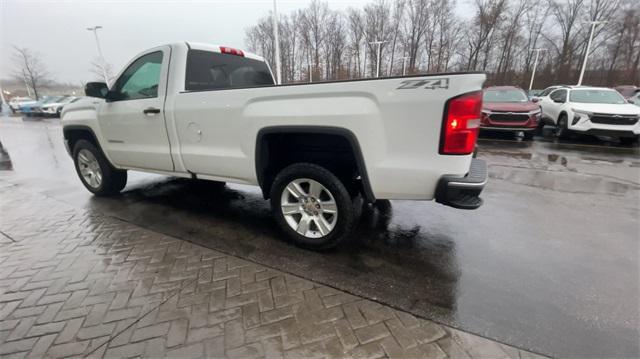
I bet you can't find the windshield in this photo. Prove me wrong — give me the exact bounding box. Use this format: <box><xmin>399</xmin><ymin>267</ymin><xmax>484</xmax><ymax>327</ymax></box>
<box><xmin>483</xmin><ymin>89</ymin><xmax>528</xmax><ymax>103</ymax></box>
<box><xmin>42</xmin><ymin>96</ymin><xmax>63</xmax><ymax>104</ymax></box>
<box><xmin>570</xmin><ymin>89</ymin><xmax>627</xmax><ymax>104</ymax></box>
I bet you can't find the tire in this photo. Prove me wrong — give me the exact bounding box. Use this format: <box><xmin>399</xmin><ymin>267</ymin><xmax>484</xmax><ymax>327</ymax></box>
<box><xmin>523</xmin><ymin>131</ymin><xmax>534</xmax><ymax>140</ymax></box>
<box><xmin>270</xmin><ymin>163</ymin><xmax>355</xmax><ymax>250</ymax></box>
<box><xmin>73</xmin><ymin>139</ymin><xmax>127</xmax><ymax>196</ymax></box>
<box><xmin>554</xmin><ymin>115</ymin><xmax>568</xmax><ymax>139</ymax></box>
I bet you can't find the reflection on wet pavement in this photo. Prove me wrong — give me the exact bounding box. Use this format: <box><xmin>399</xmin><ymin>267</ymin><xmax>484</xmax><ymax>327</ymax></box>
<box><xmin>1</xmin><ymin>116</ymin><xmax>638</xmax><ymax>358</ymax></box>
<box><xmin>0</xmin><ymin>141</ymin><xmax>12</xmax><ymax>171</ymax></box>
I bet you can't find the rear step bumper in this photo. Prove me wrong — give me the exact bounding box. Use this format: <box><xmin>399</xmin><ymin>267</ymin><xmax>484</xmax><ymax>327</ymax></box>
<box><xmin>435</xmin><ymin>159</ymin><xmax>487</xmax><ymax>210</ymax></box>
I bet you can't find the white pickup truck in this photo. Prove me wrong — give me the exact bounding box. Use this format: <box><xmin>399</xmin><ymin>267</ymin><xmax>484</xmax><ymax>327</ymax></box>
<box><xmin>62</xmin><ymin>42</ymin><xmax>487</xmax><ymax>249</ymax></box>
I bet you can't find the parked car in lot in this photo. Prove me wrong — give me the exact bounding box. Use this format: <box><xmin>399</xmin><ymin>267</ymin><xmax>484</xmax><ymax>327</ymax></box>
<box><xmin>20</xmin><ymin>96</ymin><xmax>63</xmax><ymax>116</ymax></box>
<box><xmin>629</xmin><ymin>92</ymin><xmax>640</xmax><ymax>106</ymax></box>
<box><xmin>9</xmin><ymin>97</ymin><xmax>36</xmax><ymax>113</ymax></box>
<box><xmin>533</xmin><ymin>85</ymin><xmax>564</xmax><ymax>100</ymax></box>
<box><xmin>527</xmin><ymin>89</ymin><xmax>542</xmax><ymax>100</ymax></box>
<box><xmin>40</xmin><ymin>96</ymin><xmax>80</xmax><ymax>117</ymax></box>
<box><xmin>538</xmin><ymin>86</ymin><xmax>640</xmax><ymax>144</ymax></box>
<box><xmin>481</xmin><ymin>86</ymin><xmax>541</xmax><ymax>139</ymax></box>
<box><xmin>614</xmin><ymin>85</ymin><xmax>639</xmax><ymax>99</ymax></box>
<box><xmin>61</xmin><ymin>42</ymin><xmax>488</xmax><ymax>249</ymax></box>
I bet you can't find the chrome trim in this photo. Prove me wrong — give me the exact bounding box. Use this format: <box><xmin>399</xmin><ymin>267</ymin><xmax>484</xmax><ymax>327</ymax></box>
<box><xmin>482</xmin><ymin>109</ymin><xmax>540</xmax><ymax>116</ymax></box>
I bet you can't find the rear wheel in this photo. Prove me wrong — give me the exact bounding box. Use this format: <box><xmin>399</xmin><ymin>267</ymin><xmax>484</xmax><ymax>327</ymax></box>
<box><xmin>270</xmin><ymin>163</ymin><xmax>355</xmax><ymax>250</ymax></box>
<box><xmin>73</xmin><ymin>139</ymin><xmax>127</xmax><ymax>196</ymax></box>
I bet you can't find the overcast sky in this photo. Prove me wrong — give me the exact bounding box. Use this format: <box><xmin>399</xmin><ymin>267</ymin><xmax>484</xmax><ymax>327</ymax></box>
<box><xmin>1</xmin><ymin>0</ymin><xmax>470</xmax><ymax>84</ymax></box>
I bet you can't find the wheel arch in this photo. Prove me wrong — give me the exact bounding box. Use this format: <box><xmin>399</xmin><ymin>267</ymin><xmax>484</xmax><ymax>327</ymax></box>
<box><xmin>255</xmin><ymin>126</ymin><xmax>375</xmax><ymax>203</ymax></box>
<box><xmin>63</xmin><ymin>125</ymin><xmax>114</xmax><ymax>167</ymax></box>
<box><xmin>558</xmin><ymin>111</ymin><xmax>568</xmax><ymax>122</ymax></box>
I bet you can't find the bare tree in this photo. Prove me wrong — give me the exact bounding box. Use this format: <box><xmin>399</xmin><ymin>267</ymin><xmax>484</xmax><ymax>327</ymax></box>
<box><xmin>244</xmin><ymin>0</ymin><xmax>638</xmax><ymax>86</ymax></box>
<box><xmin>89</xmin><ymin>57</ymin><xmax>115</xmax><ymax>83</ymax></box>
<box><xmin>12</xmin><ymin>47</ymin><xmax>52</xmax><ymax>100</ymax></box>
<box><xmin>300</xmin><ymin>0</ymin><xmax>331</xmax><ymax>79</ymax></box>
<box><xmin>403</xmin><ymin>0</ymin><xmax>429</xmax><ymax>72</ymax></box>
<box><xmin>387</xmin><ymin>0</ymin><xmax>405</xmax><ymax>75</ymax></box>
<box><xmin>547</xmin><ymin>0</ymin><xmax>584</xmax><ymax>83</ymax></box>
<box><xmin>347</xmin><ymin>9</ymin><xmax>366</xmax><ymax>78</ymax></box>
<box><xmin>521</xmin><ymin>1</ymin><xmax>550</xmax><ymax>87</ymax></box>
<box><xmin>464</xmin><ymin>0</ymin><xmax>507</xmax><ymax>71</ymax></box>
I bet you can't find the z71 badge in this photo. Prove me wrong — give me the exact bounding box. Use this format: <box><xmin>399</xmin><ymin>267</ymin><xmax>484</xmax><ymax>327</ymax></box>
<box><xmin>397</xmin><ymin>78</ymin><xmax>449</xmax><ymax>90</ymax></box>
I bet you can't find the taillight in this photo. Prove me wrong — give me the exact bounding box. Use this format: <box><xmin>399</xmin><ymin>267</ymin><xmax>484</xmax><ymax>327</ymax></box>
<box><xmin>220</xmin><ymin>46</ymin><xmax>244</xmax><ymax>57</ymax></box>
<box><xmin>440</xmin><ymin>91</ymin><xmax>482</xmax><ymax>155</ymax></box>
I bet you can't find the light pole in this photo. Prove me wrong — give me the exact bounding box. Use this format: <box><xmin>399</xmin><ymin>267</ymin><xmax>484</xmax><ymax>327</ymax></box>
<box><xmin>86</xmin><ymin>26</ymin><xmax>109</xmax><ymax>85</ymax></box>
<box><xmin>577</xmin><ymin>20</ymin><xmax>606</xmax><ymax>86</ymax></box>
<box><xmin>272</xmin><ymin>0</ymin><xmax>282</xmax><ymax>85</ymax></box>
<box><xmin>528</xmin><ymin>48</ymin><xmax>546</xmax><ymax>91</ymax></box>
<box><xmin>362</xmin><ymin>42</ymin><xmax>367</xmax><ymax>78</ymax></box>
<box><xmin>369</xmin><ymin>41</ymin><xmax>387</xmax><ymax>78</ymax></box>
<box><xmin>401</xmin><ymin>56</ymin><xmax>411</xmax><ymax>76</ymax></box>
<box><xmin>307</xmin><ymin>51</ymin><xmax>312</xmax><ymax>83</ymax></box>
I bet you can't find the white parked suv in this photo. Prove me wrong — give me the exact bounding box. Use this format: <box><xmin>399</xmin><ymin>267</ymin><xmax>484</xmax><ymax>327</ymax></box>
<box><xmin>8</xmin><ymin>97</ymin><xmax>36</xmax><ymax>113</ymax></box>
<box><xmin>538</xmin><ymin>86</ymin><xmax>640</xmax><ymax>144</ymax></box>
<box><xmin>61</xmin><ymin>42</ymin><xmax>488</xmax><ymax>249</ymax></box>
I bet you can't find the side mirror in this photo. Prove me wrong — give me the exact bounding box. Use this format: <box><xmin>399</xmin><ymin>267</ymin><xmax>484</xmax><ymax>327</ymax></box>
<box><xmin>532</xmin><ymin>97</ymin><xmax>540</xmax><ymax>103</ymax></box>
<box><xmin>104</xmin><ymin>90</ymin><xmax>120</xmax><ymax>102</ymax></box>
<box><xmin>628</xmin><ymin>100</ymin><xmax>634</xmax><ymax>104</ymax></box>
<box><xmin>84</xmin><ymin>82</ymin><xmax>108</xmax><ymax>98</ymax></box>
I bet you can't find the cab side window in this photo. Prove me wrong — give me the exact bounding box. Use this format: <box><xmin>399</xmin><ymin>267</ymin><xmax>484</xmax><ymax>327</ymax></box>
<box><xmin>185</xmin><ymin>50</ymin><xmax>274</xmax><ymax>91</ymax></box>
<box><xmin>549</xmin><ymin>89</ymin><xmax>567</xmax><ymax>103</ymax></box>
<box><xmin>111</xmin><ymin>51</ymin><xmax>163</xmax><ymax>101</ymax></box>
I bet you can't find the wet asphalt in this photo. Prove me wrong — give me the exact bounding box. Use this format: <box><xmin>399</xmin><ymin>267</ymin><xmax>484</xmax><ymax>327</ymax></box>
<box><xmin>0</xmin><ymin>115</ymin><xmax>638</xmax><ymax>358</ymax></box>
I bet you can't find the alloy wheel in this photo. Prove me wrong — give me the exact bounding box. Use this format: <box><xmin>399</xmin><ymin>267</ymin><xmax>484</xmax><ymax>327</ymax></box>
<box><xmin>280</xmin><ymin>178</ymin><xmax>338</xmax><ymax>238</ymax></box>
<box><xmin>77</xmin><ymin>149</ymin><xmax>102</xmax><ymax>189</ymax></box>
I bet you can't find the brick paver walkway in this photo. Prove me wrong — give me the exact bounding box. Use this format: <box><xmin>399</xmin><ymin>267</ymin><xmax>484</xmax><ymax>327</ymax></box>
<box><xmin>0</xmin><ymin>182</ymin><xmax>545</xmax><ymax>358</ymax></box>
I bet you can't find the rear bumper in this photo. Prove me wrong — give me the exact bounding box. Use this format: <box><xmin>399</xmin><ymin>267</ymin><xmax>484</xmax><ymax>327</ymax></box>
<box><xmin>435</xmin><ymin>158</ymin><xmax>487</xmax><ymax>210</ymax></box>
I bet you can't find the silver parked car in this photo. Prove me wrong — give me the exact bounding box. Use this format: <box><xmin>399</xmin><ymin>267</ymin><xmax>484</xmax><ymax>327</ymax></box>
<box><xmin>40</xmin><ymin>96</ymin><xmax>82</xmax><ymax>117</ymax></box>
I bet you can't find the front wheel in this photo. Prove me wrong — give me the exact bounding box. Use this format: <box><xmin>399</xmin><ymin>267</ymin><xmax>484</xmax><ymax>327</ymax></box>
<box><xmin>555</xmin><ymin>115</ymin><xmax>569</xmax><ymax>139</ymax></box>
<box><xmin>270</xmin><ymin>163</ymin><xmax>355</xmax><ymax>250</ymax></box>
<box><xmin>73</xmin><ymin>139</ymin><xmax>127</xmax><ymax>196</ymax></box>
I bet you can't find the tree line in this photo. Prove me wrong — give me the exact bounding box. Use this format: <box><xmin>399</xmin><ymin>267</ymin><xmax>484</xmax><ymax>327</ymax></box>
<box><xmin>245</xmin><ymin>0</ymin><xmax>640</xmax><ymax>88</ymax></box>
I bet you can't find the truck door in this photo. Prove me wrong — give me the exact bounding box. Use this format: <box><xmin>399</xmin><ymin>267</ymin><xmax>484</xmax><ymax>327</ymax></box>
<box><xmin>97</xmin><ymin>46</ymin><xmax>174</xmax><ymax>171</ymax></box>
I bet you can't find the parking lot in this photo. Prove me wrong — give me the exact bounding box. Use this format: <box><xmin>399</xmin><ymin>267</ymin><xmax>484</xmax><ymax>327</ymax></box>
<box><xmin>0</xmin><ymin>115</ymin><xmax>638</xmax><ymax>358</ymax></box>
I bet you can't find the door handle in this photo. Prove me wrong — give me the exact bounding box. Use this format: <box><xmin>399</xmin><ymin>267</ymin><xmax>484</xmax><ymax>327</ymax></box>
<box><xmin>143</xmin><ymin>107</ymin><xmax>161</xmax><ymax>115</ymax></box>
